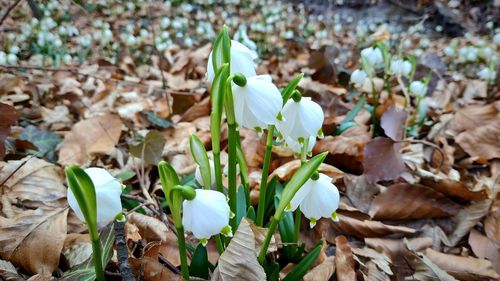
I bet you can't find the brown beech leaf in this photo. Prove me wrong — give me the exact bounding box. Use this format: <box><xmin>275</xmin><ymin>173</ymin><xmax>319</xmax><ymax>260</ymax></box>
<box><xmin>448</xmin><ymin>100</ymin><xmax>500</xmax><ymax>134</ymax></box>
<box><xmin>303</xmin><ymin>256</ymin><xmax>335</xmax><ymax>281</ymax></box>
<box><xmin>330</xmin><ymin>213</ymin><xmax>416</xmax><ymax>238</ymax></box>
<box><xmin>419</xmin><ymin>172</ymin><xmax>488</xmax><ymax>201</ymax></box>
<box><xmin>240</xmin><ymin>129</ymin><xmax>265</xmax><ymax>168</ymax></box>
<box><xmin>352</xmin><ymin>247</ymin><xmax>392</xmax><ymax>276</ymax></box>
<box><xmin>180</xmin><ymin>96</ymin><xmax>210</xmax><ymax>122</ymax></box>
<box><xmin>270</xmin><ymin>160</ymin><xmax>344</xmax><ymax>183</ymax></box>
<box><xmin>405</xmin><ymin>244</ymin><xmax>458</xmax><ymax>281</ymax></box>
<box><xmin>0</xmin><ymin>103</ymin><xmax>18</xmax><ymax>160</ymax></box>
<box><xmin>128</xmin><ymin>213</ymin><xmax>169</xmax><ymax>242</ymax></box>
<box><xmin>369</xmin><ymin>183</ymin><xmax>461</xmax><ymax>220</ymax></box>
<box><xmin>484</xmin><ymin>198</ymin><xmax>500</xmax><ymax>248</ymax></box>
<box><xmin>0</xmin><ymin>208</ymin><xmax>68</xmax><ymax>275</ymax></box>
<box><xmin>130</xmin><ymin>241</ymin><xmax>182</xmax><ymax>281</ymax></box>
<box><xmin>335</xmin><ymin>236</ymin><xmax>356</xmax><ymax>281</ymax></box>
<box><xmin>363</xmin><ymin>137</ymin><xmax>404</xmax><ymax>183</ymax></box>
<box><xmin>344</xmin><ymin>174</ymin><xmax>381</xmax><ymax>213</ymax></box>
<box><xmin>58</xmin><ymin>112</ymin><xmax>123</xmax><ymax>166</ymax></box>
<box><xmin>380</xmin><ymin>106</ymin><xmax>407</xmax><ymax>141</ymax></box>
<box><xmin>468</xmin><ymin>229</ymin><xmax>500</xmax><ymax>274</ymax></box>
<box><xmin>0</xmin><ymin>157</ymin><xmax>66</xmax><ymax>210</ymax></box>
<box><xmin>212</xmin><ymin>218</ymin><xmax>266</xmax><ymax>281</ymax></box>
<box><xmin>456</xmin><ymin>120</ymin><xmax>500</xmax><ymax>160</ymax></box>
<box><xmin>424</xmin><ymin>248</ymin><xmax>499</xmax><ymax>280</ymax></box>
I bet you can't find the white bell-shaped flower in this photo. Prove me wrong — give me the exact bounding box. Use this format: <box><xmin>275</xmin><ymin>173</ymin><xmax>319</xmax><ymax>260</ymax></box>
<box><xmin>232</xmin><ymin>75</ymin><xmax>282</xmax><ymax>130</ymax></box>
<box><xmin>67</xmin><ymin>167</ymin><xmax>123</xmax><ymax>225</ymax></box>
<box><xmin>390</xmin><ymin>59</ymin><xmax>412</xmax><ymax>77</ymax></box>
<box><xmin>284</xmin><ymin>136</ymin><xmax>316</xmax><ymax>154</ymax></box>
<box><xmin>361</xmin><ymin>47</ymin><xmax>384</xmax><ymax>67</ymax></box>
<box><xmin>287</xmin><ymin>173</ymin><xmax>340</xmax><ymax>228</ymax></box>
<box><xmin>477</xmin><ymin>68</ymin><xmax>496</xmax><ymax>81</ymax></box>
<box><xmin>195</xmin><ymin>160</ymin><xmax>216</xmax><ymax>187</ymax></box>
<box><xmin>277</xmin><ymin>97</ymin><xmax>324</xmax><ymax>142</ymax></box>
<box><xmin>182</xmin><ymin>189</ymin><xmax>232</xmax><ymax>243</ymax></box>
<box><xmin>206</xmin><ymin>40</ymin><xmax>257</xmax><ymax>83</ymax></box>
<box><xmin>409</xmin><ymin>81</ymin><xmax>428</xmax><ymax>98</ymax></box>
<box><xmin>350</xmin><ymin>69</ymin><xmax>367</xmax><ymax>87</ymax></box>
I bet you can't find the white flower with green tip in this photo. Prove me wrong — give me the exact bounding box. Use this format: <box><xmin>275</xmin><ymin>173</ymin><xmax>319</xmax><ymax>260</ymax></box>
<box><xmin>67</xmin><ymin>167</ymin><xmax>123</xmax><ymax>226</ymax></box>
<box><xmin>277</xmin><ymin>96</ymin><xmax>324</xmax><ymax>142</ymax></box>
<box><xmin>287</xmin><ymin>173</ymin><xmax>340</xmax><ymax>228</ymax></box>
<box><xmin>206</xmin><ymin>40</ymin><xmax>257</xmax><ymax>83</ymax></box>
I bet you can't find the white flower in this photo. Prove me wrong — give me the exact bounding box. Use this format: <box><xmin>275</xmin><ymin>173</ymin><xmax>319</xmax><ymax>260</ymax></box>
<box><xmin>9</xmin><ymin>45</ymin><xmax>20</xmax><ymax>54</ymax></box>
<box><xmin>350</xmin><ymin>69</ymin><xmax>367</xmax><ymax>86</ymax></box>
<box><xmin>478</xmin><ymin>47</ymin><xmax>493</xmax><ymax>60</ymax></box>
<box><xmin>0</xmin><ymin>52</ymin><xmax>7</xmax><ymax>65</ymax></box>
<box><xmin>287</xmin><ymin>173</ymin><xmax>340</xmax><ymax>228</ymax></box>
<box><xmin>67</xmin><ymin>167</ymin><xmax>123</xmax><ymax>225</ymax></box>
<box><xmin>409</xmin><ymin>81</ymin><xmax>427</xmax><ymax>97</ymax></box>
<box><xmin>206</xmin><ymin>40</ymin><xmax>257</xmax><ymax>84</ymax></box>
<box><xmin>277</xmin><ymin>97</ymin><xmax>324</xmax><ymax>142</ymax></box>
<box><xmin>361</xmin><ymin>47</ymin><xmax>383</xmax><ymax>67</ymax></box>
<box><xmin>443</xmin><ymin>46</ymin><xmax>455</xmax><ymax>57</ymax></box>
<box><xmin>232</xmin><ymin>75</ymin><xmax>282</xmax><ymax>130</ymax></box>
<box><xmin>160</xmin><ymin>17</ymin><xmax>170</xmax><ymax>28</ymax></box>
<box><xmin>195</xmin><ymin>160</ymin><xmax>216</xmax><ymax>187</ymax></box>
<box><xmin>6</xmin><ymin>53</ymin><xmax>17</xmax><ymax>65</ymax></box>
<box><xmin>284</xmin><ymin>135</ymin><xmax>316</xmax><ymax>154</ymax></box>
<box><xmin>182</xmin><ymin>189</ymin><xmax>231</xmax><ymax>241</ymax></box>
<box><xmin>390</xmin><ymin>59</ymin><xmax>412</xmax><ymax>77</ymax></box>
<box><xmin>494</xmin><ymin>33</ymin><xmax>500</xmax><ymax>45</ymax></box>
<box><xmin>63</xmin><ymin>54</ymin><xmax>72</xmax><ymax>65</ymax></box>
<box><xmin>477</xmin><ymin>68</ymin><xmax>496</xmax><ymax>81</ymax></box>
<box><xmin>233</xmin><ymin>25</ymin><xmax>257</xmax><ymax>51</ymax></box>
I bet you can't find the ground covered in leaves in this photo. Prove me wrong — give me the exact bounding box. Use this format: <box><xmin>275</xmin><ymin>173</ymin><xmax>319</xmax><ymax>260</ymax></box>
<box><xmin>0</xmin><ymin>0</ymin><xmax>499</xmax><ymax>280</ymax></box>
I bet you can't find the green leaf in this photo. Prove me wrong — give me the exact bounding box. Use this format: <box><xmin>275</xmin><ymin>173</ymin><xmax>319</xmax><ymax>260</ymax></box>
<box><xmin>274</xmin><ymin>183</ymin><xmax>295</xmax><ymax>259</ymax></box>
<box><xmin>143</xmin><ymin>111</ymin><xmax>173</xmax><ymax>129</ymax></box>
<box><xmin>282</xmin><ymin>241</ymin><xmax>322</xmax><ymax>281</ymax></box>
<box><xmin>236</xmin><ymin>185</ymin><xmax>247</xmax><ymax>226</ymax></box>
<box><xmin>281</xmin><ymin>73</ymin><xmax>304</xmax><ymax>105</ymax></box>
<box><xmin>190</xmin><ymin>244</ymin><xmax>209</xmax><ymax>279</ymax></box>
<box><xmin>59</xmin><ymin>223</ymin><xmax>115</xmax><ymax>281</ymax></box>
<box><xmin>264</xmin><ymin>261</ymin><xmax>280</xmax><ymax>281</ymax></box>
<box><xmin>275</xmin><ymin>152</ymin><xmax>328</xmax><ymax>219</ymax></box>
<box><xmin>19</xmin><ymin>125</ymin><xmax>61</xmax><ymax>161</ymax></box>
<box><xmin>189</xmin><ymin>134</ymin><xmax>211</xmax><ymax>189</ymax></box>
<box><xmin>264</xmin><ymin>177</ymin><xmax>278</xmax><ymax>219</ymax></box>
<box><xmin>65</xmin><ymin>165</ymin><xmax>98</xmax><ymax>238</ymax></box>
<box><xmin>114</xmin><ymin>170</ymin><xmax>136</xmax><ymax>181</ymax></box>
<box><xmin>341</xmin><ymin>94</ymin><xmax>366</xmax><ymax>125</ymax></box>
<box><xmin>211</xmin><ymin>26</ymin><xmax>230</xmax><ymax>73</ymax></box>
<box><xmin>158</xmin><ymin>161</ymin><xmax>180</xmax><ymax>210</ymax></box>
<box><xmin>246</xmin><ymin>206</ymin><xmax>256</xmax><ymax>221</ymax></box>
<box><xmin>334</xmin><ymin>121</ymin><xmax>358</xmax><ymax>136</ymax></box>
<box><xmin>129</xmin><ymin>130</ymin><xmax>166</xmax><ymax>166</ymax></box>
<box><xmin>210</xmin><ymin>64</ymin><xmax>229</xmax><ymax>156</ymax></box>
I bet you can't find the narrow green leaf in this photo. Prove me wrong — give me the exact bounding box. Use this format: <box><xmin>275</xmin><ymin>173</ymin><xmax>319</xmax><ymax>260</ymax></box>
<box><xmin>246</xmin><ymin>206</ymin><xmax>256</xmax><ymax>221</ymax></box>
<box><xmin>275</xmin><ymin>152</ymin><xmax>328</xmax><ymax>219</ymax></box>
<box><xmin>274</xmin><ymin>183</ymin><xmax>295</xmax><ymax>259</ymax></box>
<box><xmin>264</xmin><ymin>261</ymin><xmax>280</xmax><ymax>281</ymax></box>
<box><xmin>282</xmin><ymin>242</ymin><xmax>323</xmax><ymax>281</ymax></box>
<box><xmin>211</xmin><ymin>26</ymin><xmax>230</xmax><ymax>72</ymax></box>
<box><xmin>281</xmin><ymin>73</ymin><xmax>304</xmax><ymax>105</ymax></box>
<box><xmin>342</xmin><ymin>94</ymin><xmax>366</xmax><ymax>124</ymax></box>
<box><xmin>189</xmin><ymin>134</ymin><xmax>211</xmax><ymax>189</ymax></box>
<box><xmin>334</xmin><ymin>121</ymin><xmax>358</xmax><ymax>136</ymax></box>
<box><xmin>158</xmin><ymin>161</ymin><xmax>180</xmax><ymax>209</ymax></box>
<box><xmin>190</xmin><ymin>244</ymin><xmax>209</xmax><ymax>279</ymax></box>
<box><xmin>143</xmin><ymin>111</ymin><xmax>173</xmax><ymax>129</ymax></box>
<box><xmin>236</xmin><ymin>185</ymin><xmax>247</xmax><ymax>226</ymax></box>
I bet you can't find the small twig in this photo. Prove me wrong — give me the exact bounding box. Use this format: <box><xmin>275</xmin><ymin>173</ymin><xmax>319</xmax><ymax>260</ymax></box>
<box><xmin>124</xmin><ymin>201</ymin><xmax>155</xmax><ymax>216</ymax></box>
<box><xmin>114</xmin><ymin>220</ymin><xmax>135</xmax><ymax>281</ymax></box>
<box><xmin>0</xmin><ymin>0</ymin><xmax>23</xmax><ymax>27</ymax></box>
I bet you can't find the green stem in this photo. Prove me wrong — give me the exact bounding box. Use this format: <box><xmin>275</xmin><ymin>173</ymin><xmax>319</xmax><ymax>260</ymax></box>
<box><xmin>215</xmin><ymin>235</ymin><xmax>224</xmax><ymax>255</ymax></box>
<box><xmin>258</xmin><ymin>217</ymin><xmax>279</xmax><ymax>264</ymax></box>
<box><xmin>213</xmin><ymin>148</ymin><xmax>223</xmax><ymax>193</ymax></box>
<box><xmin>91</xmin><ymin>238</ymin><xmax>105</xmax><ymax>281</ymax></box>
<box><xmin>176</xmin><ymin>226</ymin><xmax>190</xmax><ymax>280</ymax></box>
<box><xmin>228</xmin><ymin>123</ymin><xmax>238</xmax><ymax>230</ymax></box>
<box><xmin>256</xmin><ymin>125</ymin><xmax>275</xmax><ymax>226</ymax></box>
<box><xmin>294</xmin><ymin>138</ymin><xmax>309</xmax><ymax>242</ymax></box>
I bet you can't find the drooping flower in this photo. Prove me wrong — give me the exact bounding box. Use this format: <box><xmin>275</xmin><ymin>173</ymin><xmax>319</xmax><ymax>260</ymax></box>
<box><xmin>67</xmin><ymin>167</ymin><xmax>123</xmax><ymax>225</ymax></box>
<box><xmin>182</xmin><ymin>189</ymin><xmax>232</xmax><ymax>244</ymax></box>
<box><xmin>232</xmin><ymin>75</ymin><xmax>282</xmax><ymax>130</ymax></box>
<box><xmin>195</xmin><ymin>159</ymin><xmax>216</xmax><ymax>187</ymax></box>
<box><xmin>350</xmin><ymin>69</ymin><xmax>367</xmax><ymax>86</ymax></box>
<box><xmin>409</xmin><ymin>81</ymin><xmax>428</xmax><ymax>97</ymax></box>
<box><xmin>390</xmin><ymin>59</ymin><xmax>411</xmax><ymax>77</ymax></box>
<box><xmin>206</xmin><ymin>40</ymin><xmax>257</xmax><ymax>83</ymax></box>
<box><xmin>477</xmin><ymin>68</ymin><xmax>497</xmax><ymax>81</ymax></box>
<box><xmin>287</xmin><ymin>173</ymin><xmax>340</xmax><ymax>228</ymax></box>
<box><xmin>284</xmin><ymin>135</ymin><xmax>316</xmax><ymax>154</ymax></box>
<box><xmin>361</xmin><ymin>46</ymin><xmax>384</xmax><ymax>67</ymax></box>
<box><xmin>277</xmin><ymin>96</ymin><xmax>324</xmax><ymax>142</ymax></box>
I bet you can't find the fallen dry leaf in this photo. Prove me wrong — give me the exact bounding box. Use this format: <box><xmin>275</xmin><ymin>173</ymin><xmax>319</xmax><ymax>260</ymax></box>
<box><xmin>212</xmin><ymin>218</ymin><xmax>266</xmax><ymax>281</ymax></box>
<box><xmin>0</xmin><ymin>208</ymin><xmax>68</xmax><ymax>275</ymax></box>
<box><xmin>58</xmin><ymin>112</ymin><xmax>123</xmax><ymax>165</ymax></box>
<box><xmin>424</xmin><ymin>248</ymin><xmax>499</xmax><ymax>280</ymax></box>
<box><xmin>303</xmin><ymin>255</ymin><xmax>335</xmax><ymax>281</ymax></box>
<box><xmin>456</xmin><ymin>120</ymin><xmax>500</xmax><ymax>160</ymax></box>
<box><xmin>330</xmin><ymin>213</ymin><xmax>417</xmax><ymax>238</ymax></box>
<box><xmin>335</xmin><ymin>235</ymin><xmax>356</xmax><ymax>281</ymax></box>
<box><xmin>270</xmin><ymin>160</ymin><xmax>344</xmax><ymax>183</ymax></box>
<box><xmin>0</xmin><ymin>103</ymin><xmax>18</xmax><ymax>160</ymax></box>
<box><xmin>363</xmin><ymin>137</ymin><xmax>405</xmax><ymax>183</ymax></box>
<box><xmin>419</xmin><ymin>172</ymin><xmax>488</xmax><ymax>201</ymax></box>
<box><xmin>468</xmin><ymin>229</ymin><xmax>500</xmax><ymax>274</ymax></box>
<box><xmin>369</xmin><ymin>183</ymin><xmax>462</xmax><ymax>220</ymax></box>
<box><xmin>127</xmin><ymin>213</ymin><xmax>169</xmax><ymax>243</ymax></box>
